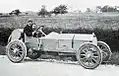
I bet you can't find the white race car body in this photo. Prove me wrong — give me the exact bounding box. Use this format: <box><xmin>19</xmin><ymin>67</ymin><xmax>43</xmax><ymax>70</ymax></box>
<box><xmin>9</xmin><ymin>29</ymin><xmax>97</xmax><ymax>53</ymax></box>
<box><xmin>40</xmin><ymin>32</ymin><xmax>97</xmax><ymax>52</ymax></box>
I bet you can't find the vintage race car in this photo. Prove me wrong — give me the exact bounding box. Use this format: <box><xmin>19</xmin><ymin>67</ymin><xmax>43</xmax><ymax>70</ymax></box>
<box><xmin>6</xmin><ymin>27</ymin><xmax>112</xmax><ymax>69</ymax></box>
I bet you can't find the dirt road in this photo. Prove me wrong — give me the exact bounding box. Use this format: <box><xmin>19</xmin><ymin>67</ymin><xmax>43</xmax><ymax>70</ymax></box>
<box><xmin>0</xmin><ymin>55</ymin><xmax>119</xmax><ymax>76</ymax></box>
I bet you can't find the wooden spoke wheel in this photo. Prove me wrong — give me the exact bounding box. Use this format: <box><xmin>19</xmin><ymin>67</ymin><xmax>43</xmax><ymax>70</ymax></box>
<box><xmin>97</xmin><ymin>41</ymin><xmax>112</xmax><ymax>62</ymax></box>
<box><xmin>77</xmin><ymin>43</ymin><xmax>102</xmax><ymax>69</ymax></box>
<box><xmin>6</xmin><ymin>40</ymin><xmax>27</xmax><ymax>63</ymax></box>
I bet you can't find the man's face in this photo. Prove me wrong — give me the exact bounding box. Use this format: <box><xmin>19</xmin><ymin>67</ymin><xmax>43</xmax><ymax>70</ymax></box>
<box><xmin>28</xmin><ymin>21</ymin><xmax>33</xmax><ymax>26</ymax></box>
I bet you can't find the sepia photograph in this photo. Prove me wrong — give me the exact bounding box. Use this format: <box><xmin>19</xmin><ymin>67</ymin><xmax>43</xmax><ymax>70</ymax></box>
<box><xmin>0</xmin><ymin>0</ymin><xmax>119</xmax><ymax>76</ymax></box>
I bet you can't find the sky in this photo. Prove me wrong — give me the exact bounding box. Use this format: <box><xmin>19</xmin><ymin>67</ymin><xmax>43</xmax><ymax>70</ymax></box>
<box><xmin>0</xmin><ymin>0</ymin><xmax>119</xmax><ymax>13</ymax></box>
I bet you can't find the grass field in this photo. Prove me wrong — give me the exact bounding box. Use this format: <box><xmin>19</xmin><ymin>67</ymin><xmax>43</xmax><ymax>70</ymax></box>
<box><xmin>1</xmin><ymin>12</ymin><xmax>119</xmax><ymax>30</ymax></box>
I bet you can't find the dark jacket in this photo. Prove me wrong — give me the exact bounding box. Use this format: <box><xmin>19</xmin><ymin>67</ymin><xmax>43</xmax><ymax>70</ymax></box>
<box><xmin>23</xmin><ymin>24</ymin><xmax>34</xmax><ymax>37</ymax></box>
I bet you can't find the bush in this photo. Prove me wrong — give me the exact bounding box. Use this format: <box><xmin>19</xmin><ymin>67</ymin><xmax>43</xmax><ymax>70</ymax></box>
<box><xmin>0</xmin><ymin>28</ymin><xmax>14</xmax><ymax>45</ymax></box>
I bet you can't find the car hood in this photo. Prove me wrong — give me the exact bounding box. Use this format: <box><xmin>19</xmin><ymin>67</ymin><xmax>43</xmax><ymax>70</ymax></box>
<box><xmin>42</xmin><ymin>32</ymin><xmax>94</xmax><ymax>41</ymax></box>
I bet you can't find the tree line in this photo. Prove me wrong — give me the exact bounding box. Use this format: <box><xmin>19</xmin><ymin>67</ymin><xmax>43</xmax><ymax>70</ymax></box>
<box><xmin>86</xmin><ymin>5</ymin><xmax>119</xmax><ymax>13</ymax></box>
<box><xmin>0</xmin><ymin>5</ymin><xmax>68</xmax><ymax>17</ymax></box>
<box><xmin>1</xmin><ymin>5</ymin><xmax>119</xmax><ymax>17</ymax></box>
<box><xmin>37</xmin><ymin>5</ymin><xmax>68</xmax><ymax>17</ymax></box>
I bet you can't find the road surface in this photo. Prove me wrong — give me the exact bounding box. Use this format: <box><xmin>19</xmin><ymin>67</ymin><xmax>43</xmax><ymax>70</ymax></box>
<box><xmin>0</xmin><ymin>55</ymin><xmax>119</xmax><ymax>76</ymax></box>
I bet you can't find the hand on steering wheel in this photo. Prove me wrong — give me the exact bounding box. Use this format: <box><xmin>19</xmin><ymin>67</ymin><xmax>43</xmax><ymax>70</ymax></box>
<box><xmin>33</xmin><ymin>26</ymin><xmax>46</xmax><ymax>37</ymax></box>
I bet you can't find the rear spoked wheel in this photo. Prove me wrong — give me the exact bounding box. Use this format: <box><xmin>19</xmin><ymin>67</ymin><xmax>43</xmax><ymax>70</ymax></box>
<box><xmin>6</xmin><ymin>40</ymin><xmax>27</xmax><ymax>63</ymax></box>
<box><xmin>77</xmin><ymin>43</ymin><xmax>102</xmax><ymax>69</ymax></box>
<box><xmin>97</xmin><ymin>41</ymin><xmax>112</xmax><ymax>62</ymax></box>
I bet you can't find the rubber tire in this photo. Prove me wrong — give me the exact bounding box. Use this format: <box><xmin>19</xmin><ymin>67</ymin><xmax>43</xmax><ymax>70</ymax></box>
<box><xmin>97</xmin><ymin>41</ymin><xmax>112</xmax><ymax>61</ymax></box>
<box><xmin>6</xmin><ymin>40</ymin><xmax>27</xmax><ymax>63</ymax></box>
<box><xmin>76</xmin><ymin>42</ymin><xmax>102</xmax><ymax>69</ymax></box>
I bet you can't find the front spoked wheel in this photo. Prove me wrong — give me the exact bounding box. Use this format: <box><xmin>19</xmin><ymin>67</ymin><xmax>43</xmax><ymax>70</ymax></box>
<box><xmin>77</xmin><ymin>43</ymin><xmax>102</xmax><ymax>69</ymax></box>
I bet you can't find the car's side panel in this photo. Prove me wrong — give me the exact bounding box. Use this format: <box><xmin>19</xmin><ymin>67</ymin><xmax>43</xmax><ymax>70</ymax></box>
<box><xmin>41</xmin><ymin>34</ymin><xmax>75</xmax><ymax>52</ymax></box>
<box><xmin>73</xmin><ymin>34</ymin><xmax>93</xmax><ymax>50</ymax></box>
<box><xmin>41</xmin><ymin>39</ymin><xmax>58</xmax><ymax>51</ymax></box>
<box><xmin>73</xmin><ymin>40</ymin><xmax>89</xmax><ymax>50</ymax></box>
<box><xmin>40</xmin><ymin>33</ymin><xmax>96</xmax><ymax>53</ymax></box>
<box><xmin>25</xmin><ymin>37</ymin><xmax>39</xmax><ymax>50</ymax></box>
<box><xmin>58</xmin><ymin>39</ymin><xmax>72</xmax><ymax>49</ymax></box>
<box><xmin>41</xmin><ymin>38</ymin><xmax>75</xmax><ymax>52</ymax></box>
<box><xmin>57</xmin><ymin>39</ymin><xmax>74</xmax><ymax>52</ymax></box>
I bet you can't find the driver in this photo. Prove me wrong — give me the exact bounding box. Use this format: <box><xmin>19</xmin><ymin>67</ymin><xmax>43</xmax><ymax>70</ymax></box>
<box><xmin>23</xmin><ymin>19</ymin><xmax>37</xmax><ymax>43</ymax></box>
<box><xmin>23</xmin><ymin>19</ymin><xmax>36</xmax><ymax>37</ymax></box>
